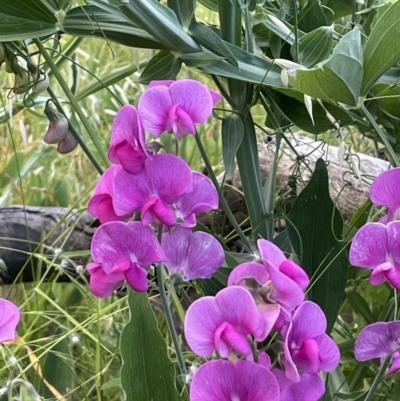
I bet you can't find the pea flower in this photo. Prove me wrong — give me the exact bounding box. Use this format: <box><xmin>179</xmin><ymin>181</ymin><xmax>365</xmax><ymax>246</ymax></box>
<box><xmin>370</xmin><ymin>167</ymin><xmax>400</xmax><ymax>223</ymax></box>
<box><xmin>162</xmin><ymin>226</ymin><xmax>224</xmax><ymax>280</ymax></box>
<box><xmin>137</xmin><ymin>79</ymin><xmax>222</xmax><ymax>138</ymax></box>
<box><xmin>349</xmin><ymin>221</ymin><xmax>400</xmax><ymax>290</ymax></box>
<box><xmin>273</xmin><ymin>369</ymin><xmax>325</xmax><ymax>401</ymax></box>
<box><xmin>88</xmin><ymin>165</ymin><xmax>128</xmax><ymax>224</ymax></box>
<box><xmin>175</xmin><ymin>171</ymin><xmax>219</xmax><ymax>227</ymax></box>
<box><xmin>0</xmin><ymin>299</ymin><xmax>20</xmax><ymax>342</ymax></box>
<box><xmin>283</xmin><ymin>301</ymin><xmax>340</xmax><ymax>383</ymax></box>
<box><xmin>354</xmin><ymin>321</ymin><xmax>400</xmax><ymax>376</ymax></box>
<box><xmin>190</xmin><ymin>360</ymin><xmax>280</xmax><ymax>401</ymax></box>
<box><xmin>113</xmin><ymin>154</ymin><xmax>193</xmax><ymax>226</ymax></box>
<box><xmin>87</xmin><ymin>221</ymin><xmax>165</xmax><ymax>297</ymax></box>
<box><xmin>108</xmin><ymin>105</ymin><xmax>150</xmax><ymax>175</ymax></box>
<box><xmin>185</xmin><ymin>286</ymin><xmax>270</xmax><ymax>358</ymax></box>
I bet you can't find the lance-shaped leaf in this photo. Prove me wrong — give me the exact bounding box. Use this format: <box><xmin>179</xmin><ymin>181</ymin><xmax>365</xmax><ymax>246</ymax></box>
<box><xmin>371</xmin><ymin>83</ymin><xmax>400</xmax><ymax>120</ymax></box>
<box><xmin>138</xmin><ymin>51</ymin><xmax>182</xmax><ymax>84</ymax></box>
<box><xmin>167</xmin><ymin>0</ymin><xmax>195</xmax><ymax>29</ymax></box>
<box><xmin>288</xmin><ymin>28</ymin><xmax>363</xmax><ymax>105</ymax></box>
<box><xmin>222</xmin><ymin>114</ymin><xmax>244</xmax><ymax>179</ymax></box>
<box><xmin>286</xmin><ymin>159</ymin><xmax>349</xmax><ymax>334</ymax></box>
<box><xmin>120</xmin><ymin>290</ymin><xmax>180</xmax><ymax>401</ymax></box>
<box><xmin>361</xmin><ymin>1</ymin><xmax>400</xmax><ymax>96</ymax></box>
<box><xmin>296</xmin><ymin>0</ymin><xmax>327</xmax><ymax>32</ymax></box>
<box><xmin>119</xmin><ymin>0</ymin><xmax>200</xmax><ymax>53</ymax></box>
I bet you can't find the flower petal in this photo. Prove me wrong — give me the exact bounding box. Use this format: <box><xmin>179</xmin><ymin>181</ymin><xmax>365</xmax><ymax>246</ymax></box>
<box><xmin>138</xmin><ymin>86</ymin><xmax>174</xmax><ymax>136</ymax></box>
<box><xmin>350</xmin><ymin>223</ymin><xmax>388</xmax><ymax>269</ymax></box>
<box><xmin>0</xmin><ymin>299</ymin><xmax>20</xmax><ymax>342</ymax></box>
<box><xmin>370</xmin><ymin>168</ymin><xmax>400</xmax><ymax>212</ymax></box>
<box><xmin>279</xmin><ymin>259</ymin><xmax>309</xmax><ymax>290</ymax></box>
<box><xmin>228</xmin><ymin>262</ymin><xmax>269</xmax><ymax>287</ymax></box>
<box><xmin>316</xmin><ymin>333</ymin><xmax>341</xmax><ymax>371</ymax></box>
<box><xmin>89</xmin><ymin>267</ymin><xmax>123</xmax><ymax>298</ymax></box>
<box><xmin>124</xmin><ymin>263</ymin><xmax>149</xmax><ymax>292</ymax></box>
<box><xmin>258</xmin><ymin>239</ymin><xmax>286</xmax><ymax>268</ymax></box>
<box><xmin>190</xmin><ymin>360</ymin><xmax>280</xmax><ymax>401</ymax></box>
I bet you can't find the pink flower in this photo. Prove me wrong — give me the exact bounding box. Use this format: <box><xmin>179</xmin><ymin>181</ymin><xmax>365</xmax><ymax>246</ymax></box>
<box><xmin>349</xmin><ymin>221</ymin><xmax>400</xmax><ymax>290</ymax></box>
<box><xmin>113</xmin><ymin>154</ymin><xmax>193</xmax><ymax>227</ymax></box>
<box><xmin>190</xmin><ymin>360</ymin><xmax>280</xmax><ymax>401</ymax></box>
<box><xmin>273</xmin><ymin>369</ymin><xmax>325</xmax><ymax>401</ymax></box>
<box><xmin>0</xmin><ymin>299</ymin><xmax>20</xmax><ymax>342</ymax></box>
<box><xmin>108</xmin><ymin>105</ymin><xmax>150</xmax><ymax>175</ymax></box>
<box><xmin>138</xmin><ymin>79</ymin><xmax>222</xmax><ymax>138</ymax></box>
<box><xmin>88</xmin><ymin>165</ymin><xmax>128</xmax><ymax>224</ymax></box>
<box><xmin>184</xmin><ymin>286</ymin><xmax>270</xmax><ymax>358</ymax></box>
<box><xmin>283</xmin><ymin>301</ymin><xmax>340</xmax><ymax>383</ymax></box>
<box><xmin>162</xmin><ymin>226</ymin><xmax>224</xmax><ymax>280</ymax></box>
<box><xmin>354</xmin><ymin>321</ymin><xmax>400</xmax><ymax>376</ymax></box>
<box><xmin>88</xmin><ymin>221</ymin><xmax>165</xmax><ymax>297</ymax></box>
<box><xmin>370</xmin><ymin>167</ymin><xmax>400</xmax><ymax>222</ymax></box>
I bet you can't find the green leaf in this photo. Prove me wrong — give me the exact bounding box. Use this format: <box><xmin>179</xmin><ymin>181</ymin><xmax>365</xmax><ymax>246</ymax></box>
<box><xmin>180</xmin><ymin>51</ymin><xmax>224</xmax><ymax>67</ymax></box>
<box><xmin>222</xmin><ymin>114</ymin><xmax>244</xmax><ymax>179</ymax></box>
<box><xmin>294</xmin><ymin>25</ymin><xmax>334</xmax><ymax>68</ymax></box>
<box><xmin>361</xmin><ymin>1</ymin><xmax>400</xmax><ymax>95</ymax></box>
<box><xmin>323</xmin><ymin>0</ymin><xmax>354</xmax><ymax>23</ymax></box>
<box><xmin>101</xmin><ymin>378</ymin><xmax>121</xmax><ymax>390</ymax></box>
<box><xmin>138</xmin><ymin>51</ymin><xmax>182</xmax><ymax>84</ymax></box>
<box><xmin>167</xmin><ymin>0</ymin><xmax>195</xmax><ymax>29</ymax></box>
<box><xmin>40</xmin><ymin>329</ymin><xmax>75</xmax><ymax>399</ymax></box>
<box><xmin>347</xmin><ymin>291</ymin><xmax>375</xmax><ymax>324</ymax></box>
<box><xmin>288</xmin><ymin>27</ymin><xmax>363</xmax><ymax>105</ymax></box>
<box><xmin>53</xmin><ymin>179</ymin><xmax>69</xmax><ymax>207</ymax></box>
<box><xmin>371</xmin><ymin>83</ymin><xmax>400</xmax><ymax>120</ymax></box>
<box><xmin>198</xmin><ymin>0</ymin><xmax>218</xmax><ymax>12</ymax></box>
<box><xmin>119</xmin><ymin>0</ymin><xmax>200</xmax><ymax>53</ymax></box>
<box><xmin>189</xmin><ymin>22</ymin><xmax>238</xmax><ymax>67</ymax></box>
<box><xmin>64</xmin><ymin>5</ymin><xmax>166</xmax><ymax>49</ymax></box>
<box><xmin>120</xmin><ymin>290</ymin><xmax>180</xmax><ymax>401</ymax></box>
<box><xmin>297</xmin><ymin>0</ymin><xmax>328</xmax><ymax>32</ymax></box>
<box><xmin>286</xmin><ymin>159</ymin><xmax>349</xmax><ymax>334</ymax></box>
<box><xmin>0</xmin><ymin>0</ymin><xmax>57</xmax><ymax>23</ymax></box>
<box><xmin>196</xmin><ymin>267</ymin><xmax>232</xmax><ymax>295</ymax></box>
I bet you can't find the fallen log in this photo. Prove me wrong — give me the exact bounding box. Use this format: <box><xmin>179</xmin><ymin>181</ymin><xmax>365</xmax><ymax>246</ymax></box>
<box><xmin>0</xmin><ymin>135</ymin><xmax>389</xmax><ymax>283</ymax></box>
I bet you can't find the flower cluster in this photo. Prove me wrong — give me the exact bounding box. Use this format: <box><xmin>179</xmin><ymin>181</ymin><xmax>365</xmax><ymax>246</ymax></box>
<box><xmin>185</xmin><ymin>239</ymin><xmax>340</xmax><ymax>400</ymax></box>
<box><xmin>351</xmin><ymin>167</ymin><xmax>400</xmax><ymax>375</ymax></box>
<box><xmin>87</xmin><ymin>79</ymin><xmax>225</xmax><ymax>297</ymax></box>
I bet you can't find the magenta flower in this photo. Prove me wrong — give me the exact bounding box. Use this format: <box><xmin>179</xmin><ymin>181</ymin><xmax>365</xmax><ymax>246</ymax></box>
<box><xmin>113</xmin><ymin>154</ymin><xmax>193</xmax><ymax>226</ymax></box>
<box><xmin>185</xmin><ymin>286</ymin><xmax>270</xmax><ymax>358</ymax></box>
<box><xmin>138</xmin><ymin>79</ymin><xmax>222</xmax><ymax>138</ymax></box>
<box><xmin>108</xmin><ymin>105</ymin><xmax>150</xmax><ymax>175</ymax></box>
<box><xmin>0</xmin><ymin>299</ymin><xmax>20</xmax><ymax>342</ymax></box>
<box><xmin>349</xmin><ymin>221</ymin><xmax>400</xmax><ymax>290</ymax></box>
<box><xmin>88</xmin><ymin>221</ymin><xmax>165</xmax><ymax>297</ymax></box>
<box><xmin>370</xmin><ymin>167</ymin><xmax>400</xmax><ymax>222</ymax></box>
<box><xmin>176</xmin><ymin>172</ymin><xmax>219</xmax><ymax>227</ymax></box>
<box><xmin>162</xmin><ymin>226</ymin><xmax>224</xmax><ymax>280</ymax></box>
<box><xmin>190</xmin><ymin>360</ymin><xmax>280</xmax><ymax>401</ymax></box>
<box><xmin>88</xmin><ymin>165</ymin><xmax>128</xmax><ymax>224</ymax></box>
<box><xmin>283</xmin><ymin>301</ymin><xmax>340</xmax><ymax>383</ymax></box>
<box><xmin>355</xmin><ymin>321</ymin><xmax>400</xmax><ymax>376</ymax></box>
<box><xmin>273</xmin><ymin>369</ymin><xmax>325</xmax><ymax>401</ymax></box>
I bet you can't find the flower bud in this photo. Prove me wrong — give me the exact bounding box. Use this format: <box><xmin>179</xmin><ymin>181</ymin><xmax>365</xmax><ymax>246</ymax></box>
<box><xmin>57</xmin><ymin>131</ymin><xmax>78</xmax><ymax>154</ymax></box>
<box><xmin>43</xmin><ymin>101</ymin><xmax>69</xmax><ymax>144</ymax></box>
<box><xmin>31</xmin><ymin>71</ymin><xmax>49</xmax><ymax>93</ymax></box>
<box><xmin>13</xmin><ymin>69</ymin><xmax>30</xmax><ymax>94</ymax></box>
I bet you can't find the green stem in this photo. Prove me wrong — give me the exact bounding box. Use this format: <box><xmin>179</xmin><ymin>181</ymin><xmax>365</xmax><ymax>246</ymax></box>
<box><xmin>195</xmin><ymin>133</ymin><xmax>252</xmax><ymax>252</ymax></box>
<box><xmin>360</xmin><ymin>104</ymin><xmax>400</xmax><ymax>166</ymax></box>
<box><xmin>363</xmin><ymin>357</ymin><xmax>391</xmax><ymax>401</ymax></box>
<box><xmin>34</xmin><ymin>38</ymin><xmax>109</xmax><ymax>168</ymax></box>
<box><xmin>293</xmin><ymin>0</ymin><xmax>300</xmax><ymax>63</ymax></box>
<box><xmin>156</xmin><ymin>227</ymin><xmax>187</xmax><ymax>384</ymax></box>
<box><xmin>47</xmin><ymin>87</ymin><xmax>104</xmax><ymax>175</ymax></box>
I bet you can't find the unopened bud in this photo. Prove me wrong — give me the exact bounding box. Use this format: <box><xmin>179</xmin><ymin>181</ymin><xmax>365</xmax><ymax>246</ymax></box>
<box><xmin>57</xmin><ymin>131</ymin><xmax>78</xmax><ymax>154</ymax></box>
<box><xmin>32</xmin><ymin>71</ymin><xmax>49</xmax><ymax>93</ymax></box>
<box><xmin>43</xmin><ymin>101</ymin><xmax>69</xmax><ymax>144</ymax></box>
<box><xmin>13</xmin><ymin>69</ymin><xmax>30</xmax><ymax>94</ymax></box>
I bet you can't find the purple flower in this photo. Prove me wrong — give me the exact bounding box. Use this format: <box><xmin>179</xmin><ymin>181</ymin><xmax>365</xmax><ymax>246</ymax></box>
<box><xmin>0</xmin><ymin>299</ymin><xmax>20</xmax><ymax>342</ymax></box>
<box><xmin>138</xmin><ymin>79</ymin><xmax>222</xmax><ymax>138</ymax></box>
<box><xmin>349</xmin><ymin>221</ymin><xmax>400</xmax><ymax>290</ymax></box>
<box><xmin>113</xmin><ymin>154</ymin><xmax>193</xmax><ymax>226</ymax></box>
<box><xmin>283</xmin><ymin>301</ymin><xmax>340</xmax><ymax>382</ymax></box>
<box><xmin>175</xmin><ymin>171</ymin><xmax>219</xmax><ymax>227</ymax></box>
<box><xmin>88</xmin><ymin>221</ymin><xmax>165</xmax><ymax>297</ymax></box>
<box><xmin>184</xmin><ymin>286</ymin><xmax>270</xmax><ymax>358</ymax></box>
<box><xmin>108</xmin><ymin>105</ymin><xmax>150</xmax><ymax>175</ymax></box>
<box><xmin>190</xmin><ymin>360</ymin><xmax>280</xmax><ymax>401</ymax></box>
<box><xmin>43</xmin><ymin>101</ymin><xmax>69</xmax><ymax>144</ymax></box>
<box><xmin>57</xmin><ymin>131</ymin><xmax>78</xmax><ymax>154</ymax></box>
<box><xmin>354</xmin><ymin>321</ymin><xmax>400</xmax><ymax>376</ymax></box>
<box><xmin>162</xmin><ymin>226</ymin><xmax>224</xmax><ymax>280</ymax></box>
<box><xmin>273</xmin><ymin>369</ymin><xmax>325</xmax><ymax>401</ymax></box>
<box><xmin>370</xmin><ymin>167</ymin><xmax>400</xmax><ymax>222</ymax></box>
<box><xmin>88</xmin><ymin>165</ymin><xmax>128</xmax><ymax>224</ymax></box>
